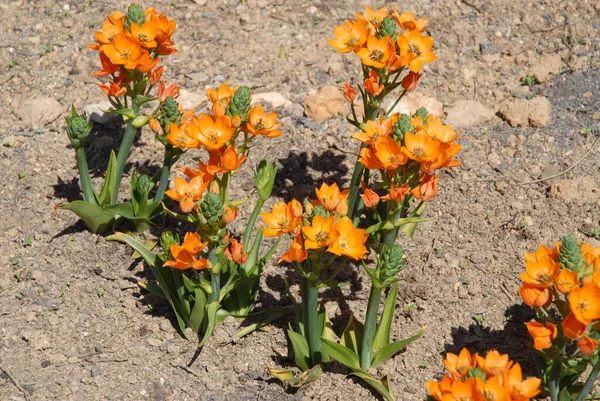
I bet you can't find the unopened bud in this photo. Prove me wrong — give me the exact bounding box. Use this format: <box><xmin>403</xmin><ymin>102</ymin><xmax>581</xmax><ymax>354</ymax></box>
<box><xmin>559</xmin><ymin>236</ymin><xmax>586</xmax><ymax>272</ymax></box>
<box><xmin>125</xmin><ymin>4</ymin><xmax>145</xmax><ymax>30</ymax></box>
<box><xmin>227</xmin><ymin>86</ymin><xmax>251</xmax><ymax>123</ymax></box>
<box><xmin>66</xmin><ymin>106</ymin><xmax>92</xmax><ymax>149</ymax></box>
<box><xmin>254</xmin><ymin>159</ymin><xmax>278</xmax><ymax>202</ymax></box>
<box><xmin>200</xmin><ymin>192</ymin><xmax>224</xmax><ymax>224</ymax></box>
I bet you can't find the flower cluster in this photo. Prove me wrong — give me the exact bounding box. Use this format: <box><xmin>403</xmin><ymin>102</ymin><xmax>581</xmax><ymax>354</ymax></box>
<box><xmin>519</xmin><ymin>238</ymin><xmax>600</xmax><ymax>355</ymax></box>
<box><xmin>329</xmin><ymin>6</ymin><xmax>434</xmax><ymax>94</ymax></box>
<box><xmin>261</xmin><ymin>183</ymin><xmax>368</xmax><ymax>262</ymax></box>
<box><xmin>356</xmin><ymin>111</ymin><xmax>461</xmax><ymax>205</ymax></box>
<box><xmin>90</xmin><ymin>5</ymin><xmax>176</xmax><ymax>98</ymax></box>
<box><xmin>426</xmin><ymin>348</ymin><xmax>541</xmax><ymax>401</ymax></box>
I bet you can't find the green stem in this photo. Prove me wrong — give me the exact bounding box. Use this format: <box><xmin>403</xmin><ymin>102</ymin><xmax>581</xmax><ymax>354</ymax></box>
<box><xmin>385</xmin><ymin>89</ymin><xmax>407</xmax><ymax>117</ymax></box>
<box><xmin>76</xmin><ymin>146</ymin><xmax>97</xmax><ymax>205</ymax></box>
<box><xmin>360</xmin><ymin>283</ymin><xmax>382</xmax><ymax>371</ymax></box>
<box><xmin>154</xmin><ymin>145</ymin><xmax>177</xmax><ymax>202</ymax></box>
<box><xmin>113</xmin><ymin>100</ymin><xmax>140</xmax><ymax>204</ymax></box>
<box><xmin>220</xmin><ymin>171</ymin><xmax>231</xmax><ymax>203</ymax></box>
<box><xmin>383</xmin><ymin>205</ymin><xmax>402</xmax><ymax>244</ymax></box>
<box><xmin>575</xmin><ymin>359</ymin><xmax>600</xmax><ymax>401</ymax></box>
<box><xmin>301</xmin><ymin>275</ymin><xmax>322</xmax><ymax>367</ymax></box>
<box><xmin>243</xmin><ymin>198</ymin><xmax>265</xmax><ymax>253</ymax></box>
<box><xmin>548</xmin><ymin>359</ymin><xmax>562</xmax><ymax>401</ymax></box>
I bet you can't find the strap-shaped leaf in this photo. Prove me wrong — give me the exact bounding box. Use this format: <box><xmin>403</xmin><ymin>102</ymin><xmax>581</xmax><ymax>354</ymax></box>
<box><xmin>97</xmin><ymin>150</ymin><xmax>118</xmax><ymax>207</ymax></box>
<box><xmin>287</xmin><ymin>328</ymin><xmax>310</xmax><ymax>372</ymax></box>
<box><xmin>187</xmin><ymin>289</ymin><xmax>207</xmax><ymax>333</ymax></box>
<box><xmin>321</xmin><ymin>338</ymin><xmax>361</xmax><ymax>370</ymax></box>
<box><xmin>290</xmin><ymin>364</ymin><xmax>322</xmax><ymax>388</ymax></box>
<box><xmin>340</xmin><ymin>312</ymin><xmax>364</xmax><ymax>355</ymax></box>
<box><xmin>371</xmin><ymin>326</ymin><xmax>426</xmax><ymax>369</ymax></box>
<box><xmin>198</xmin><ymin>301</ymin><xmax>220</xmax><ymax>348</ymax></box>
<box><xmin>236</xmin><ymin>306</ymin><xmax>294</xmax><ymax>338</ymax></box>
<box><xmin>365</xmin><ymin>220</ymin><xmax>394</xmax><ymax>235</ymax></box>
<box><xmin>373</xmin><ymin>283</ymin><xmax>399</xmax><ymax>353</ymax></box>
<box><xmin>60</xmin><ymin>201</ymin><xmax>116</xmax><ymax>234</ymax></box>
<box><xmin>107</xmin><ymin>232</ymin><xmax>156</xmax><ymax>265</ymax></box>
<box><xmin>350</xmin><ymin>372</ymin><xmax>395</xmax><ymax>401</ymax></box>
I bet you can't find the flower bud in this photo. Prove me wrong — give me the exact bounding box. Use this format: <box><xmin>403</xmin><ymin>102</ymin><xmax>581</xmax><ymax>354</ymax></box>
<box><xmin>577</xmin><ymin>335</ymin><xmax>598</xmax><ymax>356</ymax></box>
<box><xmin>378</xmin><ymin>17</ymin><xmax>398</xmax><ymax>41</ymax></box>
<box><xmin>401</xmin><ymin>71</ymin><xmax>422</xmax><ymax>92</ymax></box>
<box><xmin>200</xmin><ymin>192</ymin><xmax>224</xmax><ymax>224</ymax></box>
<box><xmin>125</xmin><ymin>4</ymin><xmax>145</xmax><ymax>31</ymax></box>
<box><xmin>412</xmin><ymin>107</ymin><xmax>428</xmax><ymax>126</ymax></box>
<box><xmin>132</xmin><ymin>115</ymin><xmax>150</xmax><ymax>128</ymax></box>
<box><xmin>392</xmin><ymin>114</ymin><xmax>414</xmax><ymax>143</ymax></box>
<box><xmin>343</xmin><ymin>82</ymin><xmax>357</xmax><ymax>102</ymax></box>
<box><xmin>379</xmin><ymin>244</ymin><xmax>406</xmax><ymax>281</ymax></box>
<box><xmin>159</xmin><ymin>231</ymin><xmax>180</xmax><ymax>262</ymax></box>
<box><xmin>132</xmin><ymin>171</ymin><xmax>154</xmax><ymax>208</ymax></box>
<box><xmin>227</xmin><ymin>86</ymin><xmax>251</xmax><ymax>123</ymax></box>
<box><xmin>254</xmin><ymin>159</ymin><xmax>278</xmax><ymax>202</ymax></box>
<box><xmin>559</xmin><ymin>235</ymin><xmax>586</xmax><ymax>272</ymax></box>
<box><xmin>222</xmin><ymin>206</ymin><xmax>238</xmax><ymax>224</ymax></box>
<box><xmin>159</xmin><ymin>96</ymin><xmax>182</xmax><ymax>132</ymax></box>
<box><xmin>66</xmin><ymin>106</ymin><xmax>92</xmax><ymax>149</ymax></box>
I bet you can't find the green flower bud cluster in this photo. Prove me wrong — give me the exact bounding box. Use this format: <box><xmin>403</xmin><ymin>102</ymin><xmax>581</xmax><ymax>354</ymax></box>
<box><xmin>125</xmin><ymin>4</ymin><xmax>145</xmax><ymax>31</ymax></box>
<box><xmin>254</xmin><ymin>159</ymin><xmax>278</xmax><ymax>202</ymax></box>
<box><xmin>378</xmin><ymin>17</ymin><xmax>398</xmax><ymax>41</ymax></box>
<box><xmin>227</xmin><ymin>86</ymin><xmax>251</xmax><ymax>122</ymax></box>
<box><xmin>412</xmin><ymin>107</ymin><xmax>428</xmax><ymax>126</ymax></box>
<box><xmin>393</xmin><ymin>114</ymin><xmax>414</xmax><ymax>144</ymax></box>
<box><xmin>159</xmin><ymin>97</ymin><xmax>182</xmax><ymax>132</ymax></box>
<box><xmin>559</xmin><ymin>235</ymin><xmax>586</xmax><ymax>272</ymax></box>
<box><xmin>66</xmin><ymin>106</ymin><xmax>92</xmax><ymax>149</ymax></box>
<box><xmin>379</xmin><ymin>244</ymin><xmax>406</xmax><ymax>281</ymax></box>
<box><xmin>200</xmin><ymin>192</ymin><xmax>224</xmax><ymax>225</ymax></box>
<box><xmin>131</xmin><ymin>171</ymin><xmax>154</xmax><ymax>210</ymax></box>
<box><xmin>159</xmin><ymin>231</ymin><xmax>180</xmax><ymax>263</ymax></box>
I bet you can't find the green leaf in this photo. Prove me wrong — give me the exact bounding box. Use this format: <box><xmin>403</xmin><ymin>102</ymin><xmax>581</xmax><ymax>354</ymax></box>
<box><xmin>60</xmin><ymin>201</ymin><xmax>117</xmax><ymax>234</ymax></box>
<box><xmin>236</xmin><ymin>306</ymin><xmax>294</xmax><ymax>338</ymax></box>
<box><xmin>288</xmin><ymin>328</ymin><xmax>310</xmax><ymax>371</ymax></box>
<box><xmin>350</xmin><ymin>372</ymin><xmax>395</xmax><ymax>401</ymax></box>
<box><xmin>373</xmin><ymin>283</ymin><xmax>399</xmax><ymax>353</ymax></box>
<box><xmin>106</xmin><ymin>232</ymin><xmax>157</xmax><ymax>265</ymax></box>
<box><xmin>394</xmin><ymin>217</ymin><xmax>429</xmax><ymax>227</ymax></box>
<box><xmin>187</xmin><ymin>289</ymin><xmax>207</xmax><ymax>333</ymax></box>
<box><xmin>267</xmin><ymin>368</ymin><xmax>296</xmax><ymax>382</ymax></box>
<box><xmin>321</xmin><ymin>338</ymin><xmax>361</xmax><ymax>370</ymax></box>
<box><xmin>365</xmin><ymin>220</ymin><xmax>394</xmax><ymax>235</ymax></box>
<box><xmin>559</xmin><ymin>388</ymin><xmax>572</xmax><ymax>401</ymax></box>
<box><xmin>198</xmin><ymin>301</ymin><xmax>219</xmax><ymax>348</ymax></box>
<box><xmin>289</xmin><ymin>364</ymin><xmax>322</xmax><ymax>388</ymax></box>
<box><xmin>97</xmin><ymin>150</ymin><xmax>118</xmax><ymax>207</ymax></box>
<box><xmin>362</xmin><ymin>264</ymin><xmax>383</xmax><ymax>288</ymax></box>
<box><xmin>340</xmin><ymin>313</ymin><xmax>364</xmax><ymax>355</ymax></box>
<box><xmin>371</xmin><ymin>326</ymin><xmax>426</xmax><ymax>369</ymax></box>
<box><xmin>102</xmin><ymin>107</ymin><xmax>135</xmax><ymax>119</ymax></box>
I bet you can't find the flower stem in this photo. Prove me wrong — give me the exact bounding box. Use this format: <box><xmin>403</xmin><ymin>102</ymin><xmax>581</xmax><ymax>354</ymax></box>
<box><xmin>301</xmin><ymin>275</ymin><xmax>322</xmax><ymax>367</ymax></box>
<box><xmin>154</xmin><ymin>145</ymin><xmax>177</xmax><ymax>202</ymax></box>
<box><xmin>76</xmin><ymin>146</ymin><xmax>97</xmax><ymax>205</ymax></box>
<box><xmin>575</xmin><ymin>359</ymin><xmax>600</xmax><ymax>401</ymax></box>
<box><xmin>360</xmin><ymin>283</ymin><xmax>382</xmax><ymax>371</ymax></box>
<box><xmin>243</xmin><ymin>198</ymin><xmax>265</xmax><ymax>253</ymax></box>
<box><xmin>113</xmin><ymin>100</ymin><xmax>140</xmax><ymax>204</ymax></box>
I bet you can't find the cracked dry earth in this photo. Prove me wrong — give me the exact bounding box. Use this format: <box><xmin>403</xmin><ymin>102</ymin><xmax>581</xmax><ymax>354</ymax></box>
<box><xmin>1</xmin><ymin>0</ymin><xmax>600</xmax><ymax>400</ymax></box>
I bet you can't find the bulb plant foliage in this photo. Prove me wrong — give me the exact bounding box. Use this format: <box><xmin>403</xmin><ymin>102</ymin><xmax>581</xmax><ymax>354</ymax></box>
<box><xmin>61</xmin><ymin>5</ymin><xmax>185</xmax><ymax>234</ymax></box>
<box><xmin>519</xmin><ymin>236</ymin><xmax>600</xmax><ymax>401</ymax></box>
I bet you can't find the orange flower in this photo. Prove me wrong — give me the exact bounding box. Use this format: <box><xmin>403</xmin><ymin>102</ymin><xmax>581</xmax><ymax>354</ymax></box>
<box><xmin>225</xmin><ymin>238</ymin><xmax>247</xmax><ymax>264</ymax></box>
<box><xmin>222</xmin><ymin>206</ymin><xmax>238</xmax><ymax>224</ymax></box>
<box><xmin>179</xmin><ymin>160</ymin><xmax>215</xmax><ymax>185</ymax></box>
<box><xmin>343</xmin><ymin>81</ymin><xmax>357</xmax><ymax>102</ymax></box>
<box><xmin>519</xmin><ymin>283</ymin><xmax>552</xmax><ymax>309</ymax></box>
<box><xmin>422</xmin><ymin>115</ymin><xmax>459</xmax><ymax>143</ymax></box>
<box><xmin>426</xmin><ymin>375</ymin><xmax>453</xmax><ymax>401</ymax></box>
<box><xmin>357</xmin><ymin>35</ymin><xmax>395</xmax><ymax>69</ymax></box>
<box><xmin>328</xmin><ymin>217</ymin><xmax>368</xmax><ymax>260</ymax></box>
<box><xmin>360</xmin><ymin>182</ymin><xmax>380</xmax><ymax>208</ymax></box>
<box><xmin>314</xmin><ymin>183</ymin><xmax>349</xmax><ymax>216</ymax></box>
<box><xmin>207</xmin><ymin>146</ymin><xmax>247</xmax><ymax>174</ymax></box>
<box><xmin>279</xmin><ymin>233</ymin><xmax>308</xmax><ymax>263</ymax></box>
<box><xmin>443</xmin><ymin>348</ymin><xmax>476</xmax><ymax>379</ymax></box>
<box><xmin>364</xmin><ymin>70</ymin><xmax>385</xmax><ymax>95</ymax></box>
<box><xmin>361</xmin><ymin>6</ymin><xmax>389</xmax><ymax>28</ymax></box>
<box><xmin>207</xmin><ymin>83</ymin><xmax>235</xmax><ymax>117</ymax></box>
<box><xmin>555</xmin><ymin>268</ymin><xmax>579</xmax><ymax>294</ymax></box>
<box><xmin>397</xmin><ymin>30</ymin><xmax>436</xmax><ymax>72</ymax></box>
<box><xmin>158</xmin><ymin>81</ymin><xmax>180</xmax><ymax>102</ymax></box>
<box><xmin>403</xmin><ymin>130</ymin><xmax>441</xmax><ymax>162</ymax></box>
<box><xmin>411</xmin><ymin>173</ymin><xmax>439</xmax><ymax>200</ymax></box>
<box><xmin>301</xmin><ymin>215</ymin><xmax>339</xmax><ymax>250</ymax></box>
<box><xmin>244</xmin><ymin>105</ymin><xmax>282</xmax><ymax>138</ymax></box>
<box><xmin>373</xmin><ymin>137</ymin><xmax>408</xmax><ymax>170</ymax></box>
<box><xmin>563</xmin><ymin>313</ymin><xmax>588</xmax><ymax>340</ymax></box>
<box><xmin>525</xmin><ymin>243</ymin><xmax>559</xmax><ymax>264</ymax></box>
<box><xmin>135</xmin><ymin>51</ymin><xmax>160</xmax><ymax>73</ymax></box>
<box><xmin>503</xmin><ymin>363</ymin><xmax>541</xmax><ymax>401</ymax></box>
<box><xmin>261</xmin><ymin>200</ymin><xmax>303</xmax><ymax>237</ymax></box>
<box><xmin>392</xmin><ymin>9</ymin><xmax>429</xmax><ymax>31</ymax></box>
<box><xmin>381</xmin><ymin>183</ymin><xmax>410</xmax><ymax>203</ymax></box>
<box><xmin>520</xmin><ymin>255</ymin><xmax>559</xmax><ymax>288</ymax></box>
<box><xmin>189</xmin><ymin>114</ymin><xmax>235</xmax><ymax>150</ymax></box>
<box><xmin>475</xmin><ymin>350</ymin><xmax>512</xmax><ymax>377</ymax></box>
<box><xmin>163</xmin><ymin>232</ymin><xmax>209</xmax><ymax>270</ymax></box>
<box><xmin>401</xmin><ymin>71</ymin><xmax>422</xmax><ymax>92</ymax></box>
<box><xmin>130</xmin><ymin>19</ymin><xmax>159</xmax><ymax>48</ymax></box>
<box><xmin>569</xmin><ymin>282</ymin><xmax>600</xmax><ymax>324</ymax></box>
<box><xmin>165</xmin><ymin>176</ymin><xmax>209</xmax><ymax>213</ymax></box>
<box><xmin>475</xmin><ymin>376</ymin><xmax>509</xmax><ymax>401</ymax></box>
<box><xmin>358</xmin><ymin>146</ymin><xmax>385</xmax><ymax>170</ymax></box>
<box><xmin>98</xmin><ymin>79</ymin><xmax>127</xmax><ymax>98</ymax></box>
<box><xmin>94</xmin><ymin>13</ymin><xmax>126</xmax><ymax>45</ymax></box>
<box><xmin>94</xmin><ymin>52</ymin><xmax>119</xmax><ymax>77</ymax></box>
<box><xmin>352</xmin><ymin>119</ymin><xmax>387</xmax><ymax>144</ymax></box>
<box><xmin>328</xmin><ymin>19</ymin><xmax>368</xmax><ymax>53</ymax></box>
<box><xmin>443</xmin><ymin>377</ymin><xmax>476</xmax><ymax>401</ymax></box>
<box><xmin>166</xmin><ymin>122</ymin><xmax>199</xmax><ymax>148</ymax></box>
<box><xmin>101</xmin><ymin>34</ymin><xmax>143</xmax><ymax>70</ymax></box>
<box><xmin>526</xmin><ymin>321</ymin><xmax>557</xmax><ymax>350</ymax></box>
<box><xmin>149</xmin><ymin>65</ymin><xmax>164</xmax><ymax>85</ymax></box>
<box><xmin>577</xmin><ymin>336</ymin><xmax>598</xmax><ymax>356</ymax></box>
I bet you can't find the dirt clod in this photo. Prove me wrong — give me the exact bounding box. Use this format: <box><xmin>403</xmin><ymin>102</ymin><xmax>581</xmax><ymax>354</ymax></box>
<box><xmin>304</xmin><ymin>86</ymin><xmax>347</xmax><ymax>120</ymax></box>
<box><xmin>445</xmin><ymin>100</ymin><xmax>495</xmax><ymax>129</ymax></box>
